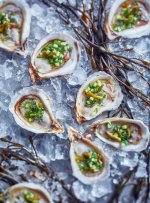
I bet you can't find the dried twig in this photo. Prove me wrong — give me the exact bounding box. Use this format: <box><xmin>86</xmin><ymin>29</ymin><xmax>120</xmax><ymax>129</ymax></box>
<box><xmin>42</xmin><ymin>0</ymin><xmax>150</xmax><ymax>112</ymax></box>
<box><xmin>41</xmin><ymin>1</ymin><xmax>150</xmax><ymax>202</ymax></box>
<box><xmin>0</xmin><ymin>137</ymin><xmax>84</xmax><ymax>203</ymax></box>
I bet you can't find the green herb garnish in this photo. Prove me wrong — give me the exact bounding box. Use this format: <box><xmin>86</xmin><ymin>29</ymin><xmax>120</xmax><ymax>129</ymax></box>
<box><xmin>0</xmin><ymin>12</ymin><xmax>10</xmax><ymax>34</ymax></box>
<box><xmin>0</xmin><ymin>12</ymin><xmax>20</xmax><ymax>35</ymax></box>
<box><xmin>106</xmin><ymin>123</ymin><xmax>131</xmax><ymax>145</ymax></box>
<box><xmin>24</xmin><ymin>190</ymin><xmax>39</xmax><ymax>203</ymax></box>
<box><xmin>0</xmin><ymin>12</ymin><xmax>9</xmax><ymax>25</ymax></box>
<box><xmin>107</xmin><ymin>121</ymin><xmax>114</xmax><ymax>129</ymax></box>
<box><xmin>112</xmin><ymin>1</ymin><xmax>142</xmax><ymax>32</ymax></box>
<box><xmin>0</xmin><ymin>193</ymin><xmax>5</xmax><ymax>201</ymax></box>
<box><xmin>76</xmin><ymin>150</ymin><xmax>103</xmax><ymax>174</ymax></box>
<box><xmin>84</xmin><ymin>80</ymin><xmax>106</xmax><ymax>107</ymax></box>
<box><xmin>20</xmin><ymin>99</ymin><xmax>44</xmax><ymax>123</ymax></box>
<box><xmin>38</xmin><ymin>39</ymin><xmax>72</xmax><ymax>69</ymax></box>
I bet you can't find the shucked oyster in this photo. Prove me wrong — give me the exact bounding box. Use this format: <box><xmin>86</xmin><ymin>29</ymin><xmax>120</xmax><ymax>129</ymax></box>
<box><xmin>87</xmin><ymin>118</ymin><xmax>150</xmax><ymax>152</ymax></box>
<box><xmin>9</xmin><ymin>87</ymin><xmax>64</xmax><ymax>134</ymax></box>
<box><xmin>68</xmin><ymin>128</ymin><xmax>110</xmax><ymax>185</ymax></box>
<box><xmin>6</xmin><ymin>182</ymin><xmax>53</xmax><ymax>203</ymax></box>
<box><xmin>105</xmin><ymin>0</ymin><xmax>150</xmax><ymax>39</ymax></box>
<box><xmin>75</xmin><ymin>71</ymin><xmax>123</xmax><ymax>124</ymax></box>
<box><xmin>29</xmin><ymin>32</ymin><xmax>80</xmax><ymax>83</ymax></box>
<box><xmin>0</xmin><ymin>0</ymin><xmax>31</xmax><ymax>54</ymax></box>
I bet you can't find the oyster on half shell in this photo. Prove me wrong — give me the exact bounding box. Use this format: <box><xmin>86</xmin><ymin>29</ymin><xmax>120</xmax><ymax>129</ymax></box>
<box><xmin>0</xmin><ymin>0</ymin><xmax>31</xmax><ymax>54</ymax></box>
<box><xmin>9</xmin><ymin>87</ymin><xmax>64</xmax><ymax>134</ymax></box>
<box><xmin>87</xmin><ymin>118</ymin><xmax>150</xmax><ymax>152</ymax></box>
<box><xmin>29</xmin><ymin>32</ymin><xmax>81</xmax><ymax>83</ymax></box>
<box><xmin>68</xmin><ymin>128</ymin><xmax>110</xmax><ymax>185</ymax></box>
<box><xmin>105</xmin><ymin>0</ymin><xmax>150</xmax><ymax>39</ymax></box>
<box><xmin>6</xmin><ymin>182</ymin><xmax>53</xmax><ymax>203</ymax></box>
<box><xmin>75</xmin><ymin>71</ymin><xmax>123</xmax><ymax>124</ymax></box>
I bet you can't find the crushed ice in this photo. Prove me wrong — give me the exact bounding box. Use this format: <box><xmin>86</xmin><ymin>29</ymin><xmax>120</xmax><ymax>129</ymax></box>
<box><xmin>0</xmin><ymin>0</ymin><xmax>149</xmax><ymax>202</ymax></box>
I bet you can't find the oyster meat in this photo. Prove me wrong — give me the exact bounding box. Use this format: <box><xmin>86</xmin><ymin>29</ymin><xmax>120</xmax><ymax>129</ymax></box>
<box><xmin>75</xmin><ymin>71</ymin><xmax>123</xmax><ymax>123</ymax></box>
<box><xmin>6</xmin><ymin>182</ymin><xmax>53</xmax><ymax>203</ymax></box>
<box><xmin>9</xmin><ymin>86</ymin><xmax>64</xmax><ymax>134</ymax></box>
<box><xmin>29</xmin><ymin>32</ymin><xmax>80</xmax><ymax>83</ymax></box>
<box><xmin>68</xmin><ymin>128</ymin><xmax>110</xmax><ymax>185</ymax></box>
<box><xmin>105</xmin><ymin>0</ymin><xmax>150</xmax><ymax>39</ymax></box>
<box><xmin>87</xmin><ymin>118</ymin><xmax>150</xmax><ymax>152</ymax></box>
<box><xmin>0</xmin><ymin>0</ymin><xmax>31</xmax><ymax>54</ymax></box>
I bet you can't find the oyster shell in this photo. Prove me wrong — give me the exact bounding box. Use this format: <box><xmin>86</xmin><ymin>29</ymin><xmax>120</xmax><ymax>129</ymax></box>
<box><xmin>68</xmin><ymin>127</ymin><xmax>110</xmax><ymax>185</ymax></box>
<box><xmin>87</xmin><ymin>118</ymin><xmax>150</xmax><ymax>152</ymax></box>
<box><xmin>6</xmin><ymin>182</ymin><xmax>53</xmax><ymax>203</ymax></box>
<box><xmin>105</xmin><ymin>0</ymin><xmax>150</xmax><ymax>39</ymax></box>
<box><xmin>0</xmin><ymin>0</ymin><xmax>31</xmax><ymax>54</ymax></box>
<box><xmin>9</xmin><ymin>86</ymin><xmax>64</xmax><ymax>134</ymax></box>
<box><xmin>75</xmin><ymin>71</ymin><xmax>123</xmax><ymax>123</ymax></box>
<box><xmin>29</xmin><ymin>32</ymin><xmax>81</xmax><ymax>83</ymax></box>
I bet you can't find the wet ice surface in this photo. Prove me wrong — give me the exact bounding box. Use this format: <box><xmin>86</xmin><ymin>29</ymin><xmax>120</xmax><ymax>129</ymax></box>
<box><xmin>0</xmin><ymin>0</ymin><xmax>149</xmax><ymax>203</ymax></box>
